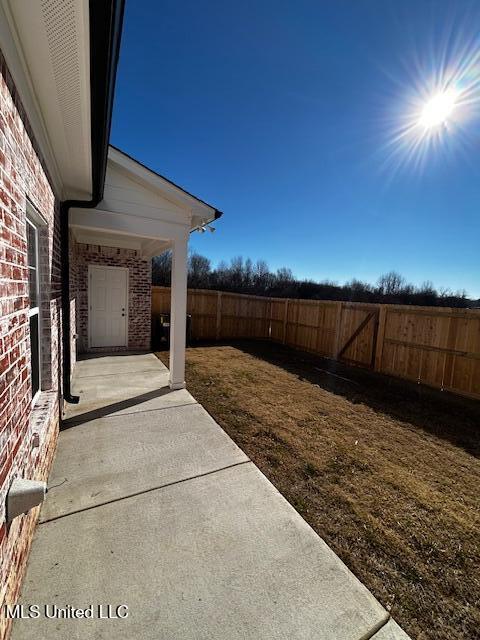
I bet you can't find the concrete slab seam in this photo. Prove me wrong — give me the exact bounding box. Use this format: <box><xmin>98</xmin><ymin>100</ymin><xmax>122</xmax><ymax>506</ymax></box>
<box><xmin>359</xmin><ymin>613</ymin><xmax>392</xmax><ymax>640</ymax></box>
<box><xmin>39</xmin><ymin>460</ymin><xmax>253</xmax><ymax>525</ymax></box>
<box><xmin>73</xmin><ymin>369</ymin><xmax>166</xmax><ymax>379</ymax></box>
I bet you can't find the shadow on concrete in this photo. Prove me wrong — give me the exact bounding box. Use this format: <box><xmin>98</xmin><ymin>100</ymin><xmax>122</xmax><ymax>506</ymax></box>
<box><xmin>76</xmin><ymin>350</ymin><xmax>151</xmax><ymax>361</ymax></box>
<box><xmin>61</xmin><ymin>387</ymin><xmax>174</xmax><ymax>430</ymax></box>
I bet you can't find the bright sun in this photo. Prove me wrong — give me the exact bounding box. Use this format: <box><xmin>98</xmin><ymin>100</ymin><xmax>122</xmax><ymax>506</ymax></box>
<box><xmin>419</xmin><ymin>90</ymin><xmax>458</xmax><ymax>129</ymax></box>
<box><xmin>384</xmin><ymin>25</ymin><xmax>480</xmax><ymax>173</ymax></box>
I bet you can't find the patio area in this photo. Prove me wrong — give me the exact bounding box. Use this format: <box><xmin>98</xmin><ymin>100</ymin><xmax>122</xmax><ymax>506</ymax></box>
<box><xmin>12</xmin><ymin>353</ymin><xmax>408</xmax><ymax>640</ymax></box>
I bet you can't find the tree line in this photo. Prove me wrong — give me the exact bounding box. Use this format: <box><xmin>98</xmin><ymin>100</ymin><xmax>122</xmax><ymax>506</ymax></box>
<box><xmin>152</xmin><ymin>252</ymin><xmax>477</xmax><ymax>308</ymax></box>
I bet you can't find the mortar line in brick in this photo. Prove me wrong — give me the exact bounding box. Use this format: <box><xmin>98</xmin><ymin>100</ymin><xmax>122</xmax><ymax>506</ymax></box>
<box><xmin>39</xmin><ymin>460</ymin><xmax>253</xmax><ymax>525</ymax></box>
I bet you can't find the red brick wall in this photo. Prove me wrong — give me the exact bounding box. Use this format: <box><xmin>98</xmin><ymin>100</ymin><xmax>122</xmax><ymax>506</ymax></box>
<box><xmin>0</xmin><ymin>394</ymin><xmax>58</xmax><ymax>640</ymax></box>
<box><xmin>0</xmin><ymin>51</ymin><xmax>61</xmax><ymax>639</ymax></box>
<box><xmin>71</xmin><ymin>239</ymin><xmax>152</xmax><ymax>352</ymax></box>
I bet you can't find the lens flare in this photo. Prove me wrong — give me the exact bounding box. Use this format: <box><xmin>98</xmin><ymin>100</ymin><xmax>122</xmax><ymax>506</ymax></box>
<box><xmin>378</xmin><ymin>15</ymin><xmax>480</xmax><ymax>175</ymax></box>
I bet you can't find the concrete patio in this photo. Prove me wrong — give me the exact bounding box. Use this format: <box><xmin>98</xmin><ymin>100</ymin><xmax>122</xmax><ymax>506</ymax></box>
<box><xmin>12</xmin><ymin>353</ymin><xmax>409</xmax><ymax>639</ymax></box>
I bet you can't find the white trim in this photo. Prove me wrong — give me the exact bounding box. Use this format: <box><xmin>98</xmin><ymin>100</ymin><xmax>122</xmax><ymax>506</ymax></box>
<box><xmin>73</xmin><ymin>231</ymin><xmax>142</xmax><ymax>252</ymax></box>
<box><xmin>108</xmin><ymin>147</ymin><xmax>217</xmax><ymax>219</ymax></box>
<box><xmin>70</xmin><ymin>208</ymin><xmax>190</xmax><ymax>243</ymax></box>
<box><xmin>1</xmin><ymin>0</ymin><xmax>93</xmax><ymax>199</ymax></box>
<box><xmin>26</xmin><ymin>211</ymin><xmax>42</xmax><ymax>406</ymax></box>
<box><xmin>26</xmin><ymin>198</ymin><xmax>48</xmax><ymax>227</ymax></box>
<box><xmin>168</xmin><ymin>231</ymin><xmax>189</xmax><ymax>390</ymax></box>
<box><xmin>140</xmin><ymin>238</ymin><xmax>171</xmax><ymax>259</ymax></box>
<box><xmin>88</xmin><ymin>265</ymin><xmax>129</xmax><ymax>349</ymax></box>
<box><xmin>26</xmin><ymin>200</ymin><xmax>47</xmax><ymax>405</ymax></box>
<box><xmin>71</xmin><ymin>227</ymin><xmax>168</xmax><ymax>258</ymax></box>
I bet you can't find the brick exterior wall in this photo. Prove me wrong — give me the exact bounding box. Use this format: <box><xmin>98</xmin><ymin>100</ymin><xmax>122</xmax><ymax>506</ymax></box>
<box><xmin>0</xmin><ymin>51</ymin><xmax>61</xmax><ymax>639</ymax></box>
<box><xmin>70</xmin><ymin>239</ymin><xmax>152</xmax><ymax>353</ymax></box>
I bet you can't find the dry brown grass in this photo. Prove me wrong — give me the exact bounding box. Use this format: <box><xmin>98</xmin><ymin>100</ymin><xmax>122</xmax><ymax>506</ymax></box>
<box><xmin>157</xmin><ymin>341</ymin><xmax>480</xmax><ymax>640</ymax></box>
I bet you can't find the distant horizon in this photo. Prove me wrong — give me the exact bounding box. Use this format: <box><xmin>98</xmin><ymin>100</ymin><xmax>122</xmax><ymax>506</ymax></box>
<box><xmin>112</xmin><ymin>0</ymin><xmax>480</xmax><ymax>300</ymax></box>
<box><xmin>196</xmin><ymin>253</ymin><xmax>476</xmax><ymax>299</ymax></box>
<box><xmin>157</xmin><ymin>249</ymin><xmax>477</xmax><ymax>300</ymax></box>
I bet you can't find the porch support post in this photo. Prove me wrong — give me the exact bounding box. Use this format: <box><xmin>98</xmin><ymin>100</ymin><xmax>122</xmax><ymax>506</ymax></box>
<box><xmin>169</xmin><ymin>229</ymin><xmax>189</xmax><ymax>390</ymax></box>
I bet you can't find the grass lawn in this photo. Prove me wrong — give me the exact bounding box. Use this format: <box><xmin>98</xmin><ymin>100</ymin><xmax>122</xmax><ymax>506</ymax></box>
<box><xmin>157</xmin><ymin>341</ymin><xmax>480</xmax><ymax>640</ymax></box>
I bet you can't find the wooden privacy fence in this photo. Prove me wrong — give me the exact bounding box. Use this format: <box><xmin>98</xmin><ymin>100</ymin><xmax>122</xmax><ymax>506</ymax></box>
<box><xmin>152</xmin><ymin>286</ymin><xmax>480</xmax><ymax>401</ymax></box>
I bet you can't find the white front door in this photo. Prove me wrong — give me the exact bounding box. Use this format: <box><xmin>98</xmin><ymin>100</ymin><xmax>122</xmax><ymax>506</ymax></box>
<box><xmin>89</xmin><ymin>265</ymin><xmax>128</xmax><ymax>348</ymax></box>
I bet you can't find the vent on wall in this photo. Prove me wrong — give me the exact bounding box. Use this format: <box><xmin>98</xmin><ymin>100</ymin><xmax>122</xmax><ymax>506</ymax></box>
<box><xmin>41</xmin><ymin>0</ymin><xmax>82</xmax><ymax>133</ymax></box>
<box><xmin>4</xmin><ymin>0</ymin><xmax>92</xmax><ymax>195</ymax></box>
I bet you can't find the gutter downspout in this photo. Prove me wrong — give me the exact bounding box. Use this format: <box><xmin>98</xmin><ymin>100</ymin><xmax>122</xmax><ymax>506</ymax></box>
<box><xmin>60</xmin><ymin>198</ymin><xmax>100</xmax><ymax>404</ymax></box>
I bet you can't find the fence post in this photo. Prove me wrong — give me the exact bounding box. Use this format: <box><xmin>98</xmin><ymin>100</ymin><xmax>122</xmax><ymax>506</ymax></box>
<box><xmin>216</xmin><ymin>291</ymin><xmax>222</xmax><ymax>341</ymax></box>
<box><xmin>333</xmin><ymin>301</ymin><xmax>343</xmax><ymax>359</ymax></box>
<box><xmin>442</xmin><ymin>315</ymin><xmax>459</xmax><ymax>389</ymax></box>
<box><xmin>267</xmin><ymin>299</ymin><xmax>273</xmax><ymax>340</ymax></box>
<box><xmin>283</xmin><ymin>299</ymin><xmax>289</xmax><ymax>344</ymax></box>
<box><xmin>315</xmin><ymin>301</ymin><xmax>322</xmax><ymax>354</ymax></box>
<box><xmin>374</xmin><ymin>305</ymin><xmax>387</xmax><ymax>371</ymax></box>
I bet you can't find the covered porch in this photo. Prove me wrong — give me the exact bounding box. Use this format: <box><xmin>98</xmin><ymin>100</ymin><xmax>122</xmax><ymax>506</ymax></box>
<box><xmin>69</xmin><ymin>146</ymin><xmax>221</xmax><ymax>389</ymax></box>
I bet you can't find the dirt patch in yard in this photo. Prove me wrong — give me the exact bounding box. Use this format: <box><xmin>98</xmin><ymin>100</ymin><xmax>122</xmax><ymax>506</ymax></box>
<box><xmin>156</xmin><ymin>341</ymin><xmax>480</xmax><ymax>640</ymax></box>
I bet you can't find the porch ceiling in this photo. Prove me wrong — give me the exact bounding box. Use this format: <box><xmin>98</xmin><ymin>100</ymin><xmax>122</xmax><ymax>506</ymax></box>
<box><xmin>69</xmin><ymin>227</ymin><xmax>170</xmax><ymax>258</ymax></box>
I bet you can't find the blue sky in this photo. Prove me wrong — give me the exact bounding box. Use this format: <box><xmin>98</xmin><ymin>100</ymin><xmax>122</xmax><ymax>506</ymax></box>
<box><xmin>111</xmin><ymin>0</ymin><xmax>480</xmax><ymax>297</ymax></box>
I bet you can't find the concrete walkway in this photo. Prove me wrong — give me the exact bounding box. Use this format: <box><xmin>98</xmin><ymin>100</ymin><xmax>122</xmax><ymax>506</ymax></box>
<box><xmin>13</xmin><ymin>353</ymin><xmax>409</xmax><ymax>640</ymax></box>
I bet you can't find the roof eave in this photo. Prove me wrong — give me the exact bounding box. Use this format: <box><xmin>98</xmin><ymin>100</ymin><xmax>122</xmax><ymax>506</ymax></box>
<box><xmin>89</xmin><ymin>0</ymin><xmax>125</xmax><ymax>203</ymax></box>
<box><xmin>109</xmin><ymin>144</ymin><xmax>223</xmax><ymax>217</ymax></box>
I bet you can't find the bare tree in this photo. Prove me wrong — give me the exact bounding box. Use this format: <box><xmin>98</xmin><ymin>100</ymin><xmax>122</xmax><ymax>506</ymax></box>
<box><xmin>253</xmin><ymin>260</ymin><xmax>272</xmax><ymax>292</ymax></box>
<box><xmin>276</xmin><ymin>267</ymin><xmax>294</xmax><ymax>284</ymax></box>
<box><xmin>229</xmin><ymin>256</ymin><xmax>245</xmax><ymax>289</ymax></box>
<box><xmin>152</xmin><ymin>250</ymin><xmax>172</xmax><ymax>286</ymax></box>
<box><xmin>188</xmin><ymin>252</ymin><xmax>211</xmax><ymax>288</ymax></box>
<box><xmin>244</xmin><ymin>258</ymin><xmax>254</xmax><ymax>289</ymax></box>
<box><xmin>154</xmin><ymin>250</ymin><xmax>473</xmax><ymax>308</ymax></box>
<box><xmin>377</xmin><ymin>271</ymin><xmax>407</xmax><ymax>295</ymax></box>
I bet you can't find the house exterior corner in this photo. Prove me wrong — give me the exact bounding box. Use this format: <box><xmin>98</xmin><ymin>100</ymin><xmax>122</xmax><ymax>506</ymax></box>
<box><xmin>0</xmin><ymin>51</ymin><xmax>62</xmax><ymax>640</ymax></box>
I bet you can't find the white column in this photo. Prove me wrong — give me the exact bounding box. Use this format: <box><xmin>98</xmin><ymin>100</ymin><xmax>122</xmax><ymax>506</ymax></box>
<box><xmin>169</xmin><ymin>230</ymin><xmax>188</xmax><ymax>389</ymax></box>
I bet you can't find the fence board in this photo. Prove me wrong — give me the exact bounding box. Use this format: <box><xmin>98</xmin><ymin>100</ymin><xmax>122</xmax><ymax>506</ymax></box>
<box><xmin>152</xmin><ymin>286</ymin><xmax>480</xmax><ymax>400</ymax></box>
